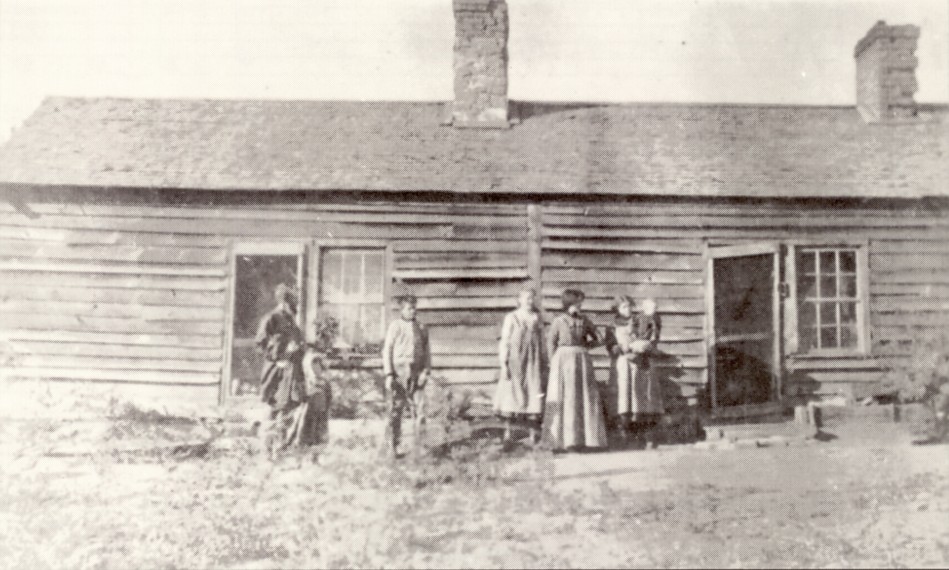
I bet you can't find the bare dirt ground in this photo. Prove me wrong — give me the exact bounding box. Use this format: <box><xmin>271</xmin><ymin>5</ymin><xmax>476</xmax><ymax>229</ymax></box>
<box><xmin>1</xmin><ymin>415</ymin><xmax>947</xmax><ymax>569</ymax></box>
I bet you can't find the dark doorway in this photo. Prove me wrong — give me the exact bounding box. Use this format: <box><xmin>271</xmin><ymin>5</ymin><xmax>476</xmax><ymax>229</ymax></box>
<box><xmin>709</xmin><ymin>244</ymin><xmax>781</xmax><ymax>408</ymax></box>
<box><xmin>229</xmin><ymin>253</ymin><xmax>303</xmax><ymax>398</ymax></box>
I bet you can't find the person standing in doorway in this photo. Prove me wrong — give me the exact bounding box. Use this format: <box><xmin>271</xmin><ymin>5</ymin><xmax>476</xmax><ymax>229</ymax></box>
<box><xmin>255</xmin><ymin>283</ymin><xmax>307</xmax><ymax>458</ymax></box>
<box><xmin>494</xmin><ymin>287</ymin><xmax>547</xmax><ymax>445</ymax></box>
<box><xmin>542</xmin><ymin>289</ymin><xmax>609</xmax><ymax>452</ymax></box>
<box><xmin>382</xmin><ymin>295</ymin><xmax>431</xmax><ymax>458</ymax></box>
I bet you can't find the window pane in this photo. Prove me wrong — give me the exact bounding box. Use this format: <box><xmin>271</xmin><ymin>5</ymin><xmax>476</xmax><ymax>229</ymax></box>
<box><xmin>337</xmin><ymin>304</ymin><xmax>360</xmax><ymax>347</ymax></box>
<box><xmin>820</xmin><ymin>276</ymin><xmax>837</xmax><ymax>297</ymax></box>
<box><xmin>799</xmin><ymin>302</ymin><xmax>816</xmax><ymax>328</ymax></box>
<box><xmin>797</xmin><ymin>250</ymin><xmax>816</xmax><ymax>276</ymax></box>
<box><xmin>840</xmin><ymin>302</ymin><xmax>857</xmax><ymax>325</ymax></box>
<box><xmin>800</xmin><ymin>327</ymin><xmax>818</xmax><ymax>351</ymax></box>
<box><xmin>820</xmin><ymin>326</ymin><xmax>839</xmax><ymax>349</ymax></box>
<box><xmin>841</xmin><ymin>326</ymin><xmax>859</xmax><ymax>348</ymax></box>
<box><xmin>364</xmin><ymin>252</ymin><xmax>384</xmax><ymax>297</ymax></box>
<box><xmin>320</xmin><ymin>303</ymin><xmax>339</xmax><ymax>325</ymax></box>
<box><xmin>320</xmin><ymin>248</ymin><xmax>387</xmax><ymax>350</ymax></box>
<box><xmin>323</xmin><ymin>251</ymin><xmax>343</xmax><ymax>300</ymax></box>
<box><xmin>840</xmin><ymin>251</ymin><xmax>856</xmax><ymax>273</ymax></box>
<box><xmin>361</xmin><ymin>304</ymin><xmax>384</xmax><ymax>345</ymax></box>
<box><xmin>820</xmin><ymin>251</ymin><xmax>836</xmax><ymax>274</ymax></box>
<box><xmin>342</xmin><ymin>252</ymin><xmax>361</xmax><ymax>296</ymax></box>
<box><xmin>799</xmin><ymin>276</ymin><xmax>817</xmax><ymax>299</ymax></box>
<box><xmin>840</xmin><ymin>275</ymin><xmax>857</xmax><ymax>298</ymax></box>
<box><xmin>819</xmin><ymin>302</ymin><xmax>838</xmax><ymax>327</ymax></box>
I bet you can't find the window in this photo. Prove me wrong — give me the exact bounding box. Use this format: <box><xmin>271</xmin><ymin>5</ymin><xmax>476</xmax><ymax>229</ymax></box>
<box><xmin>795</xmin><ymin>247</ymin><xmax>863</xmax><ymax>352</ymax></box>
<box><xmin>319</xmin><ymin>248</ymin><xmax>386</xmax><ymax>353</ymax></box>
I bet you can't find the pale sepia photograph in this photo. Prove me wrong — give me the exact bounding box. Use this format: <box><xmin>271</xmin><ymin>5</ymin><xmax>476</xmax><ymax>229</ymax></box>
<box><xmin>0</xmin><ymin>0</ymin><xmax>947</xmax><ymax>568</ymax></box>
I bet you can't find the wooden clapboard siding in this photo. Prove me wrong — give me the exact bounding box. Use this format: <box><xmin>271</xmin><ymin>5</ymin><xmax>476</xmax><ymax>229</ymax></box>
<box><xmin>0</xmin><ymin>195</ymin><xmax>530</xmax><ymax>404</ymax></box>
<box><xmin>540</xmin><ymin>203</ymin><xmax>709</xmax><ymax>402</ymax></box>
<box><xmin>542</xmin><ymin>199</ymin><xmax>949</xmax><ymax>404</ymax></box>
<box><xmin>0</xmin><ymin>284</ymin><xmax>225</xmax><ymax>308</ymax></box>
<box><xmin>2</xmin><ymin>190</ymin><xmax>948</xmax><ymax>410</ymax></box>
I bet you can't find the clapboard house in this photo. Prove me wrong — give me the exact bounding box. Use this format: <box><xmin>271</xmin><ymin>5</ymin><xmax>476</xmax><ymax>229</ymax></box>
<box><xmin>0</xmin><ymin>6</ymin><xmax>947</xmax><ymax>415</ymax></box>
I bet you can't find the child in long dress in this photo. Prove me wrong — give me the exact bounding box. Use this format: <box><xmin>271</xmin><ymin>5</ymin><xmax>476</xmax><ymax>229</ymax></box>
<box><xmin>494</xmin><ymin>288</ymin><xmax>547</xmax><ymax>443</ymax></box>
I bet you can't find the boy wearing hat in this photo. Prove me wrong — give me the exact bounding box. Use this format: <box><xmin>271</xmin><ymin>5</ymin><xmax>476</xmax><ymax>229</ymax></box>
<box><xmin>381</xmin><ymin>294</ymin><xmax>431</xmax><ymax>457</ymax></box>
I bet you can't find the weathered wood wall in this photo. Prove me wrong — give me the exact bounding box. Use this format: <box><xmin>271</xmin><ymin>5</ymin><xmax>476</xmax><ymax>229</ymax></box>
<box><xmin>0</xmin><ymin>193</ymin><xmax>528</xmax><ymax>408</ymax></box>
<box><xmin>541</xmin><ymin>200</ymin><xmax>949</xmax><ymax>403</ymax></box>
<box><xmin>1</xmin><ymin>190</ymin><xmax>947</xmax><ymax>410</ymax></box>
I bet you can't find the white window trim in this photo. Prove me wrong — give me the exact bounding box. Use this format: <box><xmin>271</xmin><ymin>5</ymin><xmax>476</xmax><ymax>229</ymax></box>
<box><xmin>785</xmin><ymin>240</ymin><xmax>870</xmax><ymax>357</ymax></box>
<box><xmin>309</xmin><ymin>240</ymin><xmax>393</xmax><ymax>349</ymax></box>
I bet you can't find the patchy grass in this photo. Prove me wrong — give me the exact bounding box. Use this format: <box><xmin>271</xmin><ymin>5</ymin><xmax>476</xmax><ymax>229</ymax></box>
<box><xmin>1</xmin><ymin>393</ymin><xmax>948</xmax><ymax>568</ymax></box>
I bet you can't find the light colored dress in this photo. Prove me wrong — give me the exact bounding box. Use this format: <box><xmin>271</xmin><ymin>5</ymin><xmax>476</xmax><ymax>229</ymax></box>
<box><xmin>610</xmin><ymin>315</ymin><xmax>663</xmax><ymax>422</ymax></box>
<box><xmin>542</xmin><ymin>312</ymin><xmax>608</xmax><ymax>449</ymax></box>
<box><xmin>494</xmin><ymin>308</ymin><xmax>547</xmax><ymax>419</ymax></box>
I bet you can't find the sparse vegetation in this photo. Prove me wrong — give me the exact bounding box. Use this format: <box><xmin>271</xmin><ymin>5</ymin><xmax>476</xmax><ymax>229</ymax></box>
<box><xmin>1</xmin><ymin>383</ymin><xmax>947</xmax><ymax>568</ymax></box>
<box><xmin>882</xmin><ymin>322</ymin><xmax>949</xmax><ymax>438</ymax></box>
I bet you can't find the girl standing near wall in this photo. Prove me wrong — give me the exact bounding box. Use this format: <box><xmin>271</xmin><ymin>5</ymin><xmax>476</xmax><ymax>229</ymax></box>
<box><xmin>494</xmin><ymin>288</ymin><xmax>547</xmax><ymax>444</ymax></box>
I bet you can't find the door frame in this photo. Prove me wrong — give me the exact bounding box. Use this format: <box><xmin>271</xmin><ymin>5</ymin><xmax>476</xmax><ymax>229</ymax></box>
<box><xmin>221</xmin><ymin>241</ymin><xmax>308</xmax><ymax>404</ymax></box>
<box><xmin>705</xmin><ymin>242</ymin><xmax>783</xmax><ymax>409</ymax></box>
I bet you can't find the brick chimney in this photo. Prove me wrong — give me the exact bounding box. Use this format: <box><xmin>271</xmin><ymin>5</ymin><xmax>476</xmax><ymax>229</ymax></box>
<box><xmin>451</xmin><ymin>0</ymin><xmax>510</xmax><ymax>128</ymax></box>
<box><xmin>854</xmin><ymin>21</ymin><xmax>920</xmax><ymax>123</ymax></box>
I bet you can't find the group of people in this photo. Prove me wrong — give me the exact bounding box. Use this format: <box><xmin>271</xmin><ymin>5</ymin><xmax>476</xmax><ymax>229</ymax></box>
<box><xmin>253</xmin><ymin>283</ymin><xmax>664</xmax><ymax>459</ymax></box>
<box><xmin>494</xmin><ymin>288</ymin><xmax>663</xmax><ymax>453</ymax></box>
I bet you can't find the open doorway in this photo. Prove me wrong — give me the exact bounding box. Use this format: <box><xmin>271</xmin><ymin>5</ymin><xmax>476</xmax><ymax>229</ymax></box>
<box><xmin>708</xmin><ymin>244</ymin><xmax>782</xmax><ymax>409</ymax></box>
<box><xmin>227</xmin><ymin>245</ymin><xmax>305</xmax><ymax>399</ymax></box>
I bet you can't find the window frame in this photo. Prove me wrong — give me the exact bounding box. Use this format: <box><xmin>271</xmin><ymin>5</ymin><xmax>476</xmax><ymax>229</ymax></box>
<box><xmin>309</xmin><ymin>239</ymin><xmax>393</xmax><ymax>354</ymax></box>
<box><xmin>785</xmin><ymin>240</ymin><xmax>870</xmax><ymax>357</ymax></box>
<box><xmin>222</xmin><ymin>241</ymin><xmax>308</xmax><ymax>403</ymax></box>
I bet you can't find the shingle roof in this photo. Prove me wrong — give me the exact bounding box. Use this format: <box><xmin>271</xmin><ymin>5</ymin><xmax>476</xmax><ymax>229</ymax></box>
<box><xmin>0</xmin><ymin>96</ymin><xmax>946</xmax><ymax>199</ymax></box>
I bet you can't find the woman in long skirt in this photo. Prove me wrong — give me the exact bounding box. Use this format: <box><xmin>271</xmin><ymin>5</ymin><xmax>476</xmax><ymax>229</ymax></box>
<box><xmin>494</xmin><ymin>288</ymin><xmax>547</xmax><ymax>443</ymax></box>
<box><xmin>542</xmin><ymin>289</ymin><xmax>608</xmax><ymax>451</ymax></box>
<box><xmin>255</xmin><ymin>284</ymin><xmax>329</xmax><ymax>459</ymax></box>
<box><xmin>608</xmin><ymin>296</ymin><xmax>663</xmax><ymax>444</ymax></box>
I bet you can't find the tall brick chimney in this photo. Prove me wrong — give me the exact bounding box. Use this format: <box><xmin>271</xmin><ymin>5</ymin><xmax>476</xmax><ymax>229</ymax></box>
<box><xmin>452</xmin><ymin>0</ymin><xmax>510</xmax><ymax>128</ymax></box>
<box><xmin>854</xmin><ymin>21</ymin><xmax>920</xmax><ymax>123</ymax></box>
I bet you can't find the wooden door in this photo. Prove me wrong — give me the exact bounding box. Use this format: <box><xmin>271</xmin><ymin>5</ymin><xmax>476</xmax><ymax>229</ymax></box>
<box><xmin>708</xmin><ymin>243</ymin><xmax>782</xmax><ymax>409</ymax></box>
